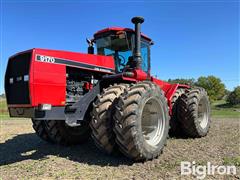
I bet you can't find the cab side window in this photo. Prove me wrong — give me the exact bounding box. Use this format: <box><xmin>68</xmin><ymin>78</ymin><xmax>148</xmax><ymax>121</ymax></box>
<box><xmin>141</xmin><ymin>41</ymin><xmax>150</xmax><ymax>73</ymax></box>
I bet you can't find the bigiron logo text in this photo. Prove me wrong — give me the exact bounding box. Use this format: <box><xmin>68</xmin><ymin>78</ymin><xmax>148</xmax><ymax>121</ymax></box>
<box><xmin>181</xmin><ymin>161</ymin><xmax>237</xmax><ymax>179</ymax></box>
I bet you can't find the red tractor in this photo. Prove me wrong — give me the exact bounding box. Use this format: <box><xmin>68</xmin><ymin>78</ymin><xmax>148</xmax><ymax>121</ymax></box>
<box><xmin>5</xmin><ymin>17</ymin><xmax>211</xmax><ymax>161</ymax></box>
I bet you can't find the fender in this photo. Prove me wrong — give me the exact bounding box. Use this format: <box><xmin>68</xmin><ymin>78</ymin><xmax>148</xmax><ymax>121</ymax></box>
<box><xmin>165</xmin><ymin>84</ymin><xmax>190</xmax><ymax>115</ymax></box>
<box><xmin>151</xmin><ymin>77</ymin><xmax>190</xmax><ymax>115</ymax></box>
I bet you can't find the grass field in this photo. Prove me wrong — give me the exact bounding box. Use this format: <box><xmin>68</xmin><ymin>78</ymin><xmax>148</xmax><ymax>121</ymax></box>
<box><xmin>1</xmin><ymin>99</ymin><xmax>239</xmax><ymax>119</ymax></box>
<box><xmin>211</xmin><ymin>100</ymin><xmax>240</xmax><ymax>118</ymax></box>
<box><xmin>0</xmin><ymin>99</ymin><xmax>8</xmax><ymax>120</ymax></box>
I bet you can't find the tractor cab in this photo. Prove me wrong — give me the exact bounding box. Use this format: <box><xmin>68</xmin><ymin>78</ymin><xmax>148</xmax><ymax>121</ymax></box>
<box><xmin>93</xmin><ymin>27</ymin><xmax>152</xmax><ymax>73</ymax></box>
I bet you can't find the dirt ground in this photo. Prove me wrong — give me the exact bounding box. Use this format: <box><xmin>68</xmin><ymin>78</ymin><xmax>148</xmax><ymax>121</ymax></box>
<box><xmin>0</xmin><ymin>118</ymin><xmax>239</xmax><ymax>180</ymax></box>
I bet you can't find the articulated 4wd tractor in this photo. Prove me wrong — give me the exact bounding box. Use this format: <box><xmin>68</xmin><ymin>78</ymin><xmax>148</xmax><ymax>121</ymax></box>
<box><xmin>5</xmin><ymin>17</ymin><xmax>211</xmax><ymax>161</ymax></box>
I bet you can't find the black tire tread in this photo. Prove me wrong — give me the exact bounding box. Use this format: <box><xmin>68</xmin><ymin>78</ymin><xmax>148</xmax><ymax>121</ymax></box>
<box><xmin>45</xmin><ymin>120</ymin><xmax>90</xmax><ymax>145</ymax></box>
<box><xmin>169</xmin><ymin>88</ymin><xmax>186</xmax><ymax>136</ymax></box>
<box><xmin>178</xmin><ymin>87</ymin><xmax>211</xmax><ymax>138</ymax></box>
<box><xmin>31</xmin><ymin>119</ymin><xmax>52</xmax><ymax>142</ymax></box>
<box><xmin>114</xmin><ymin>81</ymin><xmax>170</xmax><ymax>161</ymax></box>
<box><xmin>90</xmin><ymin>84</ymin><xmax>128</xmax><ymax>154</ymax></box>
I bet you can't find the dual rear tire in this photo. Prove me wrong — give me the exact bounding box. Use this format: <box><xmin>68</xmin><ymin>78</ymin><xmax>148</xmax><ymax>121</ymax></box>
<box><xmin>169</xmin><ymin>87</ymin><xmax>211</xmax><ymax>138</ymax></box>
<box><xmin>169</xmin><ymin>88</ymin><xmax>185</xmax><ymax>136</ymax></box>
<box><xmin>177</xmin><ymin>88</ymin><xmax>211</xmax><ymax>137</ymax></box>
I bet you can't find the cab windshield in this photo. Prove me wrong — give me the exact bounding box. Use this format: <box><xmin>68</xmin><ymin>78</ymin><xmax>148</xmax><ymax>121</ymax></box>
<box><xmin>95</xmin><ymin>33</ymin><xmax>150</xmax><ymax>73</ymax></box>
<box><xmin>96</xmin><ymin>33</ymin><xmax>132</xmax><ymax>72</ymax></box>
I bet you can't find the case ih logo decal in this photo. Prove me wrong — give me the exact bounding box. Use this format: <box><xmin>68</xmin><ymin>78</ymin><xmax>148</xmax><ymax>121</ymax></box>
<box><xmin>36</xmin><ymin>54</ymin><xmax>114</xmax><ymax>73</ymax></box>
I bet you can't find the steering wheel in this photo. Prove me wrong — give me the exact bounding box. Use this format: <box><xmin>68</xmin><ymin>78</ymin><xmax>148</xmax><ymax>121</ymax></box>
<box><xmin>106</xmin><ymin>53</ymin><xmax>126</xmax><ymax>72</ymax></box>
<box><xmin>117</xmin><ymin>54</ymin><xmax>126</xmax><ymax>66</ymax></box>
<box><xmin>106</xmin><ymin>54</ymin><xmax>126</xmax><ymax>66</ymax></box>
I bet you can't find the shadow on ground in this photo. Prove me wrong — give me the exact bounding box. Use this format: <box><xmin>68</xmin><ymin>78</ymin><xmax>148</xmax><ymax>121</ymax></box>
<box><xmin>0</xmin><ymin>133</ymin><xmax>133</xmax><ymax>167</ymax></box>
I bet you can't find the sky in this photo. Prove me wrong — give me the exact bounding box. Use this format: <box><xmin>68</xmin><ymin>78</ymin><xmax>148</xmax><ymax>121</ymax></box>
<box><xmin>0</xmin><ymin>0</ymin><xmax>239</xmax><ymax>94</ymax></box>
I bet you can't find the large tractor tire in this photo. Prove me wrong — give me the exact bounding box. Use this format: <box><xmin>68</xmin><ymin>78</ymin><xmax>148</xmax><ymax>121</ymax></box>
<box><xmin>32</xmin><ymin>119</ymin><xmax>52</xmax><ymax>142</ymax></box>
<box><xmin>32</xmin><ymin>115</ymin><xmax>90</xmax><ymax>145</ymax></box>
<box><xmin>178</xmin><ymin>88</ymin><xmax>211</xmax><ymax>138</ymax></box>
<box><xmin>90</xmin><ymin>84</ymin><xmax>128</xmax><ymax>154</ymax></box>
<box><xmin>33</xmin><ymin>115</ymin><xmax>91</xmax><ymax>145</ymax></box>
<box><xmin>114</xmin><ymin>81</ymin><xmax>170</xmax><ymax>161</ymax></box>
<box><xmin>45</xmin><ymin>120</ymin><xmax>90</xmax><ymax>145</ymax></box>
<box><xmin>169</xmin><ymin>88</ymin><xmax>185</xmax><ymax>136</ymax></box>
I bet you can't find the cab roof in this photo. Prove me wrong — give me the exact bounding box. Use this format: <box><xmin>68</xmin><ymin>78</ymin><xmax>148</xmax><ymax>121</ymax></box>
<box><xmin>94</xmin><ymin>27</ymin><xmax>152</xmax><ymax>42</ymax></box>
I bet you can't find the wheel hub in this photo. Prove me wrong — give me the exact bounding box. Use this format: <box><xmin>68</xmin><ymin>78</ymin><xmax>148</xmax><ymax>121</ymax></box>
<box><xmin>198</xmin><ymin>97</ymin><xmax>209</xmax><ymax>129</ymax></box>
<box><xmin>141</xmin><ymin>98</ymin><xmax>165</xmax><ymax>147</ymax></box>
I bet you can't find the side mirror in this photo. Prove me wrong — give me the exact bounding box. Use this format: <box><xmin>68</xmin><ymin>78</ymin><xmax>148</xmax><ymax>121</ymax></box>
<box><xmin>150</xmin><ymin>41</ymin><xmax>154</xmax><ymax>45</ymax></box>
<box><xmin>86</xmin><ymin>38</ymin><xmax>94</xmax><ymax>47</ymax></box>
<box><xmin>86</xmin><ymin>38</ymin><xmax>94</xmax><ymax>54</ymax></box>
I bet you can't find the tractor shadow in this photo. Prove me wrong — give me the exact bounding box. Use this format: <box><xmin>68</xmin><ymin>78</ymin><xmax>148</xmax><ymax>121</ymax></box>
<box><xmin>0</xmin><ymin>133</ymin><xmax>133</xmax><ymax>167</ymax></box>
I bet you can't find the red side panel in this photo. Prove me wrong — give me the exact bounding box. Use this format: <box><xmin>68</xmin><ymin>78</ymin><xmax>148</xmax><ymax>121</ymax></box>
<box><xmin>30</xmin><ymin>49</ymin><xmax>66</xmax><ymax>107</ymax></box>
<box><xmin>29</xmin><ymin>48</ymin><xmax>115</xmax><ymax>107</ymax></box>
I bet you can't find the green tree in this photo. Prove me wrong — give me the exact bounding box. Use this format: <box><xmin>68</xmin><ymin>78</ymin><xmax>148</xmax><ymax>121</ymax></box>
<box><xmin>195</xmin><ymin>76</ymin><xmax>226</xmax><ymax>101</ymax></box>
<box><xmin>168</xmin><ymin>78</ymin><xmax>195</xmax><ymax>86</ymax></box>
<box><xmin>227</xmin><ymin>86</ymin><xmax>240</xmax><ymax>105</ymax></box>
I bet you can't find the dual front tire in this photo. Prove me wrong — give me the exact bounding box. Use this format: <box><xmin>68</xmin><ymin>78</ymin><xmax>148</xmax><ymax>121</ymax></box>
<box><xmin>113</xmin><ymin>82</ymin><xmax>170</xmax><ymax>161</ymax></box>
<box><xmin>90</xmin><ymin>84</ymin><xmax>128</xmax><ymax>153</ymax></box>
<box><xmin>90</xmin><ymin>82</ymin><xmax>170</xmax><ymax>161</ymax></box>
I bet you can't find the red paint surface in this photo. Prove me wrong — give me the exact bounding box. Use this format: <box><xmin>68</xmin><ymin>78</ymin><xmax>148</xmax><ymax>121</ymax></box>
<box><xmin>94</xmin><ymin>27</ymin><xmax>152</xmax><ymax>41</ymax></box>
<box><xmin>7</xmin><ymin>48</ymin><xmax>190</xmax><ymax>115</ymax></box>
<box><xmin>19</xmin><ymin>48</ymin><xmax>115</xmax><ymax>107</ymax></box>
<box><xmin>151</xmin><ymin>77</ymin><xmax>189</xmax><ymax>114</ymax></box>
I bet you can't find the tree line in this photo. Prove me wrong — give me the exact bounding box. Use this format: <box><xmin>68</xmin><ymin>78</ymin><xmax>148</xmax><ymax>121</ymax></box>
<box><xmin>168</xmin><ymin>75</ymin><xmax>240</xmax><ymax>105</ymax></box>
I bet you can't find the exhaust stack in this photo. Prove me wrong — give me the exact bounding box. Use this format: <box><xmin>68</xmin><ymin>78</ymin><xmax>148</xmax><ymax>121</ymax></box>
<box><xmin>131</xmin><ymin>16</ymin><xmax>144</xmax><ymax>69</ymax></box>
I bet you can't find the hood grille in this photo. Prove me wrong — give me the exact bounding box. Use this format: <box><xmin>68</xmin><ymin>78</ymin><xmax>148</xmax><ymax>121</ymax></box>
<box><xmin>5</xmin><ymin>52</ymin><xmax>32</xmax><ymax>105</ymax></box>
